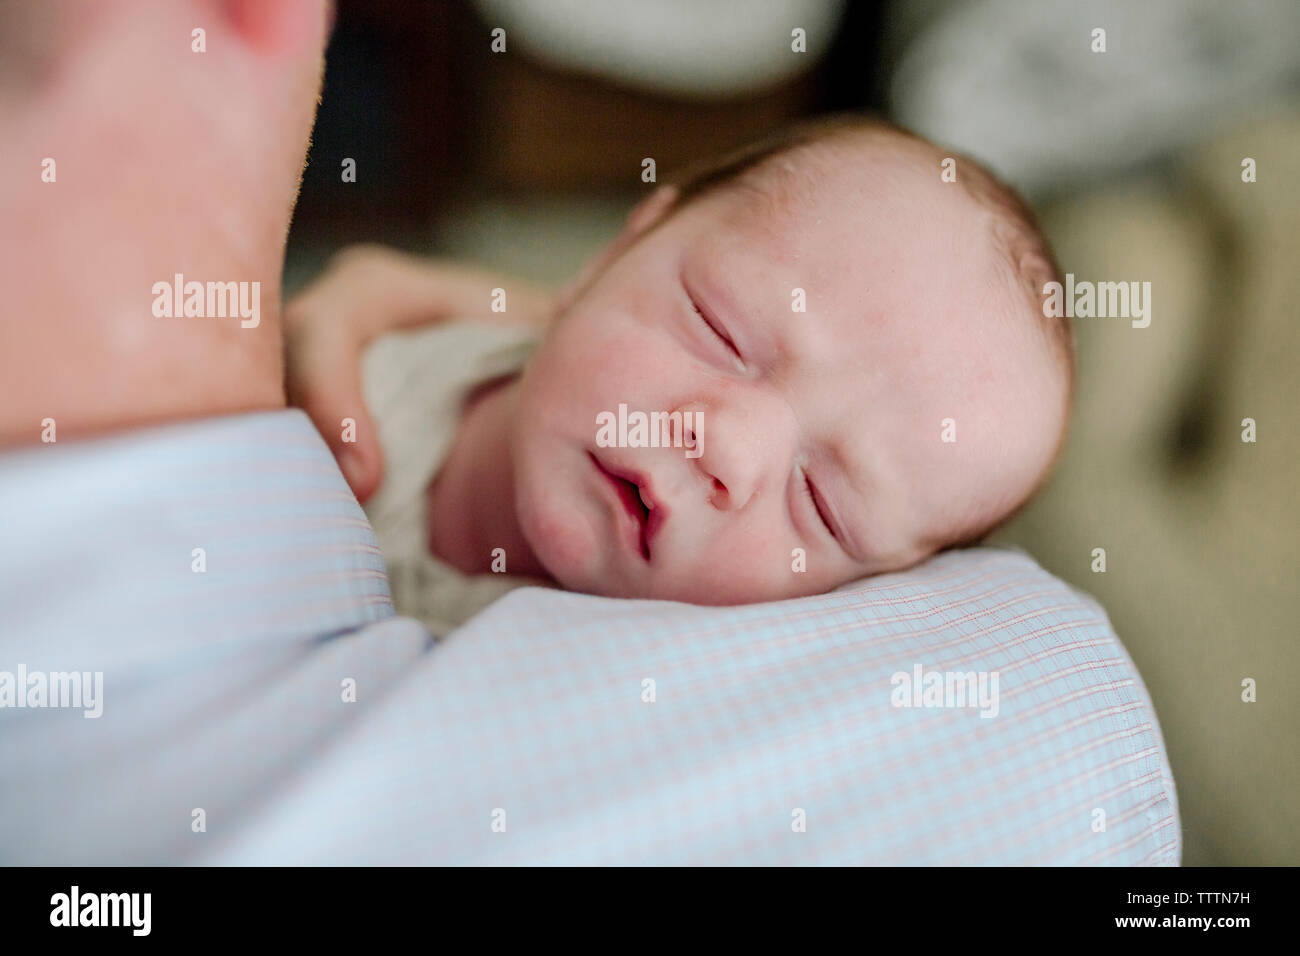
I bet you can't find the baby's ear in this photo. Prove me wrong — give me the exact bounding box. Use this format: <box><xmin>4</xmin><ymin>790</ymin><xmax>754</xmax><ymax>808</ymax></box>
<box><xmin>554</xmin><ymin>186</ymin><xmax>680</xmax><ymax>316</ymax></box>
<box><xmin>625</xmin><ymin>185</ymin><xmax>680</xmax><ymax>236</ymax></box>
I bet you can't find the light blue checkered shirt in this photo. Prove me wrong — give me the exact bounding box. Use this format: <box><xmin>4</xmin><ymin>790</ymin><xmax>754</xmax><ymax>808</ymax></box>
<box><xmin>0</xmin><ymin>410</ymin><xmax>1178</xmax><ymax>865</ymax></box>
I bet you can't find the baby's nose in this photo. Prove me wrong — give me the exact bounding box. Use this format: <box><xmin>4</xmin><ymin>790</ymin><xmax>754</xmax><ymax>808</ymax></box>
<box><xmin>676</xmin><ymin>399</ymin><xmax>772</xmax><ymax>513</ymax></box>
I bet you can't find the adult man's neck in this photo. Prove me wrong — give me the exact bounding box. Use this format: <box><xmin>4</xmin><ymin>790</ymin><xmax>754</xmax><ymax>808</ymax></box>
<box><xmin>0</xmin><ymin>251</ymin><xmax>287</xmax><ymax>447</ymax></box>
<box><xmin>0</xmin><ymin>10</ymin><xmax>299</xmax><ymax>448</ymax></box>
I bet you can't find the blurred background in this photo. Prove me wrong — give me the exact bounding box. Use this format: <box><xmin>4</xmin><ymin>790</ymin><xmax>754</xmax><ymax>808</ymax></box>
<box><xmin>284</xmin><ymin>0</ymin><xmax>1300</xmax><ymax>866</ymax></box>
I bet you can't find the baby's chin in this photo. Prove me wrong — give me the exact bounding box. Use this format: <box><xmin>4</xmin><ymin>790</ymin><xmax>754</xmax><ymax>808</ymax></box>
<box><xmin>514</xmin><ymin>497</ymin><xmax>668</xmax><ymax>600</ymax></box>
<box><xmin>525</xmin><ymin>531</ymin><xmax>835</xmax><ymax>606</ymax></box>
<box><xmin>515</xmin><ymin>485</ymin><xmax>614</xmax><ymax>593</ymax></box>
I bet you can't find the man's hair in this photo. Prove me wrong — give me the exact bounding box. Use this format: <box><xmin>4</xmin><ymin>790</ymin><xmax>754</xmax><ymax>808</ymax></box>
<box><xmin>661</xmin><ymin>112</ymin><xmax>1073</xmax><ymax>551</ymax></box>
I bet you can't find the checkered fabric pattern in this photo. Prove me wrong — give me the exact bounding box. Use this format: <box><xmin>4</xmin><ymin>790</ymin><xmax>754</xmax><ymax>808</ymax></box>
<box><xmin>0</xmin><ymin>410</ymin><xmax>1179</xmax><ymax>865</ymax></box>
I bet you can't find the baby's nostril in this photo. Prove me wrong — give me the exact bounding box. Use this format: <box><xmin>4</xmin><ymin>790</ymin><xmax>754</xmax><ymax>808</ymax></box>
<box><xmin>707</xmin><ymin>479</ymin><xmax>732</xmax><ymax>511</ymax></box>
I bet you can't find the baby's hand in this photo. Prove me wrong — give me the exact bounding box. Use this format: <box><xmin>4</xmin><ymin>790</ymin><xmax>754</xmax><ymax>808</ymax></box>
<box><xmin>284</xmin><ymin>247</ymin><xmax>394</xmax><ymax>501</ymax></box>
<box><xmin>284</xmin><ymin>244</ymin><xmax>556</xmax><ymax>502</ymax></box>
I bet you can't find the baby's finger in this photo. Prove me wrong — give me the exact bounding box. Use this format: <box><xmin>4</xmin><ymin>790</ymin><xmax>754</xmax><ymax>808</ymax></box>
<box><xmin>334</xmin><ymin>420</ymin><xmax>383</xmax><ymax>505</ymax></box>
<box><xmin>286</xmin><ymin>328</ymin><xmax>385</xmax><ymax>503</ymax></box>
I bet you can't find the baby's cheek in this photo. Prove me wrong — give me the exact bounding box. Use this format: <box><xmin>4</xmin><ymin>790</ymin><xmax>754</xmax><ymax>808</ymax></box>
<box><xmin>582</xmin><ymin>327</ymin><xmax>640</xmax><ymax>367</ymax></box>
<box><xmin>531</xmin><ymin>515</ymin><xmax>603</xmax><ymax>593</ymax></box>
<box><xmin>514</xmin><ymin>463</ymin><xmax>595</xmax><ymax>582</ymax></box>
<box><xmin>571</xmin><ymin>317</ymin><xmax>682</xmax><ymax>395</ymax></box>
<box><xmin>533</xmin><ymin>329</ymin><xmax>640</xmax><ymax>426</ymax></box>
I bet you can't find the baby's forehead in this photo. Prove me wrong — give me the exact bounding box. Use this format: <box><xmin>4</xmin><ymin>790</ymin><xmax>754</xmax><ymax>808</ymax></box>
<box><xmin>681</xmin><ymin>148</ymin><xmax>1046</xmax><ymax>416</ymax></box>
<box><xmin>699</xmin><ymin>142</ymin><xmax>1005</xmax><ymax>324</ymax></box>
<box><xmin>738</xmin><ymin>127</ymin><xmax>947</xmax><ymax>215</ymax></box>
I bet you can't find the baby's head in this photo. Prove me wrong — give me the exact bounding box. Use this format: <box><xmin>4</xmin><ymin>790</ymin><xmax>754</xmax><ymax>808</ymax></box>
<box><xmin>511</xmin><ymin>115</ymin><xmax>1070</xmax><ymax>604</ymax></box>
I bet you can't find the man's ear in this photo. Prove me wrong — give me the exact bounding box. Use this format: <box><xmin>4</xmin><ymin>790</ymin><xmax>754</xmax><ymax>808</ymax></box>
<box><xmin>224</xmin><ymin>0</ymin><xmax>325</xmax><ymax>55</ymax></box>
<box><xmin>554</xmin><ymin>185</ymin><xmax>680</xmax><ymax>316</ymax></box>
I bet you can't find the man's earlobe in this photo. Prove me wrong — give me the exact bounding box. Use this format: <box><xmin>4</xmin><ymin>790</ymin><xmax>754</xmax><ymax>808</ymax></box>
<box><xmin>225</xmin><ymin>0</ymin><xmax>324</xmax><ymax>55</ymax></box>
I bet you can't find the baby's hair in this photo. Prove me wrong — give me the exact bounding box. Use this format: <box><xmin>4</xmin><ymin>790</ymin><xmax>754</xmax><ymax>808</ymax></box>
<box><xmin>662</xmin><ymin>112</ymin><xmax>1073</xmax><ymax>552</ymax></box>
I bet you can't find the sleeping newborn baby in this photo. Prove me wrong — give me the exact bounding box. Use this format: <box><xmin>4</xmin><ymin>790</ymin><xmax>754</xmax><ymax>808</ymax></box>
<box><xmin>285</xmin><ymin>115</ymin><xmax>1071</xmax><ymax>636</ymax></box>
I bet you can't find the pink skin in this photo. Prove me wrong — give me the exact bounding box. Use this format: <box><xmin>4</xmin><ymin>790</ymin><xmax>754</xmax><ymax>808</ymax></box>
<box><xmin>433</xmin><ymin>142</ymin><xmax>1068</xmax><ymax>604</ymax></box>
<box><xmin>0</xmin><ymin>0</ymin><xmax>333</xmax><ymax>444</ymax></box>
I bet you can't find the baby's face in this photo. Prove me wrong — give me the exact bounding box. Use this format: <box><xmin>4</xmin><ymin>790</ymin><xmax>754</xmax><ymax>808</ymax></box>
<box><xmin>511</xmin><ymin>147</ymin><xmax>1066</xmax><ymax>604</ymax></box>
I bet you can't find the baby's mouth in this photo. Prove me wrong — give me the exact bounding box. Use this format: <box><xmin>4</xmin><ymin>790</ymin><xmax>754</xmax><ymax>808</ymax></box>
<box><xmin>589</xmin><ymin>452</ymin><xmax>657</xmax><ymax>561</ymax></box>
